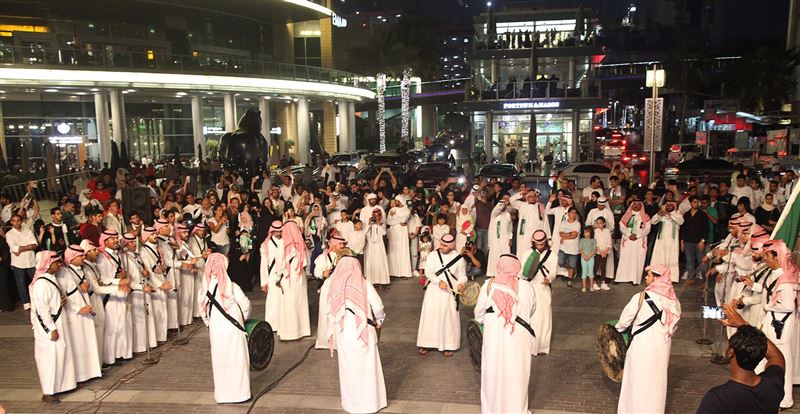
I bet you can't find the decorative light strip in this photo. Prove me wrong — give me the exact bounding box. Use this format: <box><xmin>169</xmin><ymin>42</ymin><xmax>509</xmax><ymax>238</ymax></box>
<box><xmin>376</xmin><ymin>73</ymin><xmax>386</xmax><ymax>153</ymax></box>
<box><xmin>400</xmin><ymin>68</ymin><xmax>411</xmax><ymax>142</ymax></box>
<box><xmin>0</xmin><ymin>68</ymin><xmax>374</xmax><ymax>100</ymax></box>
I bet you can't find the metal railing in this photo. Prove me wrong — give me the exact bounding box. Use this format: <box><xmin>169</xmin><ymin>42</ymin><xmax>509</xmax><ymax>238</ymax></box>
<box><xmin>464</xmin><ymin>79</ymin><xmax>601</xmax><ymax>100</ymax></box>
<box><xmin>473</xmin><ymin>31</ymin><xmax>596</xmax><ymax>51</ymax></box>
<box><xmin>1</xmin><ymin>170</ymin><xmax>94</xmax><ymax>202</ymax></box>
<box><xmin>0</xmin><ymin>45</ymin><xmax>368</xmax><ymax>88</ymax></box>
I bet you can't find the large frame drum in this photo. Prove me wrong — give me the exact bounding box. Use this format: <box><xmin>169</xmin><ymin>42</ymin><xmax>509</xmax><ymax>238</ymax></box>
<box><xmin>245</xmin><ymin>319</ymin><xmax>274</xmax><ymax>371</ymax></box>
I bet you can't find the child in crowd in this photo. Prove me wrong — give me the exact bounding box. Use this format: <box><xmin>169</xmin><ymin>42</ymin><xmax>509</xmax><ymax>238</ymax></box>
<box><xmin>431</xmin><ymin>213</ymin><xmax>450</xmax><ymax>250</ymax></box>
<box><xmin>579</xmin><ymin>225</ymin><xmax>596</xmax><ymax>293</ymax></box>
<box><xmin>593</xmin><ymin>217</ymin><xmax>613</xmax><ymax>290</ymax></box>
<box><xmin>349</xmin><ymin>219</ymin><xmax>366</xmax><ymax>266</ymax></box>
<box><xmin>415</xmin><ymin>227</ymin><xmax>433</xmax><ymax>283</ymax></box>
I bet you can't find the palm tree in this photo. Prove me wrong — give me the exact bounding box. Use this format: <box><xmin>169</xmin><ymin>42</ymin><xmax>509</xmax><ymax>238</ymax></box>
<box><xmin>724</xmin><ymin>46</ymin><xmax>799</xmax><ymax>115</ymax></box>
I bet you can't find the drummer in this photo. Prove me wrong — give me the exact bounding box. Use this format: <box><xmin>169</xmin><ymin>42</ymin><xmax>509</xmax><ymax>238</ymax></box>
<box><xmin>474</xmin><ymin>254</ymin><xmax>536</xmax><ymax>414</ymax></box>
<box><xmin>519</xmin><ymin>229</ymin><xmax>557</xmax><ymax>355</ymax></box>
<box><xmin>417</xmin><ymin>234</ymin><xmax>467</xmax><ymax>357</ymax></box>
<box><xmin>314</xmin><ymin>234</ymin><xmax>348</xmax><ymax>350</ymax></box>
<box><xmin>614</xmin><ymin>264</ymin><xmax>681</xmax><ymax>414</ymax></box>
<box><xmin>200</xmin><ymin>253</ymin><xmax>251</xmax><ymax>404</ymax></box>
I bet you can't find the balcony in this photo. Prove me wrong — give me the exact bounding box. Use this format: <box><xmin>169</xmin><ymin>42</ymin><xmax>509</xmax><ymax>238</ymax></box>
<box><xmin>0</xmin><ymin>45</ymin><xmax>367</xmax><ymax>89</ymax></box>
<box><xmin>469</xmin><ymin>32</ymin><xmax>601</xmax><ymax>60</ymax></box>
<box><xmin>460</xmin><ymin>79</ymin><xmax>605</xmax><ymax>112</ymax></box>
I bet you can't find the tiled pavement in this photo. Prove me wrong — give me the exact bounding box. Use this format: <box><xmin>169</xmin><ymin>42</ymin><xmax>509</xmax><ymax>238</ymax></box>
<box><xmin>1</xmin><ymin>276</ymin><xmax>798</xmax><ymax>414</ymax></box>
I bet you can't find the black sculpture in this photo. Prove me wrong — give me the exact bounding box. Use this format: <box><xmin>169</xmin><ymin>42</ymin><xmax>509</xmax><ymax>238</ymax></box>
<box><xmin>219</xmin><ymin>109</ymin><xmax>269</xmax><ymax>181</ymax></box>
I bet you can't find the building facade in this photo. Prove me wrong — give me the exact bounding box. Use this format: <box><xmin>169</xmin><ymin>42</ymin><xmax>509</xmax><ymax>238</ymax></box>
<box><xmin>463</xmin><ymin>4</ymin><xmax>606</xmax><ymax>164</ymax></box>
<box><xmin>0</xmin><ymin>0</ymin><xmax>371</xmax><ymax>170</ymax></box>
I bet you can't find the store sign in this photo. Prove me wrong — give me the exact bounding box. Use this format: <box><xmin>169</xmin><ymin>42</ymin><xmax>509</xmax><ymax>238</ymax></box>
<box><xmin>332</xmin><ymin>13</ymin><xmax>347</xmax><ymax>28</ymax></box>
<box><xmin>203</xmin><ymin>126</ymin><xmax>224</xmax><ymax>134</ymax></box>
<box><xmin>503</xmin><ymin>101</ymin><xmax>560</xmax><ymax>110</ymax></box>
<box><xmin>270</xmin><ymin>127</ymin><xmax>282</xmax><ymax>135</ymax></box>
<box><xmin>49</xmin><ymin>136</ymin><xmax>84</xmax><ymax>144</ymax></box>
<box><xmin>56</xmin><ymin>122</ymin><xmax>71</xmax><ymax>134</ymax></box>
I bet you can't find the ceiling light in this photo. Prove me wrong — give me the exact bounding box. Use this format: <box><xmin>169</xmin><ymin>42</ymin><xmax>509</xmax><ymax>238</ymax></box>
<box><xmin>44</xmin><ymin>89</ymin><xmax>58</xmax><ymax>92</ymax></box>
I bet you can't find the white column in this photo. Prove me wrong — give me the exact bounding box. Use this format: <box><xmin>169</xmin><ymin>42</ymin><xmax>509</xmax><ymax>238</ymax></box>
<box><xmin>347</xmin><ymin>102</ymin><xmax>356</xmax><ymax>151</ymax></box>
<box><xmin>109</xmin><ymin>89</ymin><xmax>126</xmax><ymax>146</ymax></box>
<box><xmin>191</xmin><ymin>96</ymin><xmax>205</xmax><ymax>159</ymax></box>
<box><xmin>338</xmin><ymin>101</ymin><xmax>349</xmax><ymax>153</ymax></box>
<box><xmin>223</xmin><ymin>93</ymin><xmax>237</xmax><ymax>131</ymax></box>
<box><xmin>572</xmin><ymin>110</ymin><xmax>580</xmax><ymax>163</ymax></box>
<box><xmin>296</xmin><ymin>98</ymin><xmax>310</xmax><ymax>164</ymax></box>
<box><xmin>94</xmin><ymin>92</ymin><xmax>111</xmax><ymax>164</ymax></box>
<box><xmin>485</xmin><ymin>112</ymin><xmax>494</xmax><ymax>162</ymax></box>
<box><xmin>259</xmin><ymin>99</ymin><xmax>271</xmax><ymax>143</ymax></box>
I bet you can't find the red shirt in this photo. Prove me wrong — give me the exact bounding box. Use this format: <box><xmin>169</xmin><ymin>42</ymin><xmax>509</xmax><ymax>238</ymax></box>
<box><xmin>92</xmin><ymin>189</ymin><xmax>111</xmax><ymax>204</ymax></box>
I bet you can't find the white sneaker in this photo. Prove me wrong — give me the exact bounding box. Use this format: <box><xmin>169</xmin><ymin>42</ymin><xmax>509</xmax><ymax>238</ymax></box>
<box><xmin>23</xmin><ymin>303</ymin><xmax>31</xmax><ymax>310</ymax></box>
<box><xmin>581</xmin><ymin>288</ymin><xmax>587</xmax><ymax>293</ymax></box>
<box><xmin>591</xmin><ymin>284</ymin><xmax>601</xmax><ymax>291</ymax></box>
<box><xmin>681</xmin><ymin>271</ymin><xmax>689</xmax><ymax>280</ymax></box>
<box><xmin>600</xmin><ymin>283</ymin><xmax>611</xmax><ymax>291</ymax></box>
<box><xmin>412</xmin><ymin>270</ymin><xmax>420</xmax><ymax>278</ymax></box>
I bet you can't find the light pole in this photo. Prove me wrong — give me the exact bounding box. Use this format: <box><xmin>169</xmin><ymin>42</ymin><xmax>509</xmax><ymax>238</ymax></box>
<box><xmin>645</xmin><ymin>65</ymin><xmax>665</xmax><ymax>181</ymax></box>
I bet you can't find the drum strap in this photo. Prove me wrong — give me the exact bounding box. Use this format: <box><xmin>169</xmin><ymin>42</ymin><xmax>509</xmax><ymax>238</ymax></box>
<box><xmin>528</xmin><ymin>249</ymin><xmax>552</xmax><ymax>282</ymax></box>
<box><xmin>437</xmin><ymin>251</ymin><xmax>459</xmax><ymax>310</ymax></box>
<box><xmin>346</xmin><ymin>307</ymin><xmax>377</xmax><ymax>327</ymax></box>
<box><xmin>34</xmin><ymin>277</ymin><xmax>63</xmax><ymax>334</ymax></box>
<box><xmin>631</xmin><ymin>293</ymin><xmax>662</xmax><ymax>337</ymax></box>
<box><xmin>206</xmin><ymin>285</ymin><xmax>246</xmax><ymax>332</ymax></box>
<box><xmin>485</xmin><ymin>307</ymin><xmax>535</xmax><ymax>337</ymax></box>
<box><xmin>770</xmin><ymin>311</ymin><xmax>792</xmax><ymax>340</ymax></box>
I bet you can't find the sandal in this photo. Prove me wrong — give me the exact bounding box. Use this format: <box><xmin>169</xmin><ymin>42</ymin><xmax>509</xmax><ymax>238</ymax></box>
<box><xmin>418</xmin><ymin>347</ymin><xmax>429</xmax><ymax>355</ymax></box>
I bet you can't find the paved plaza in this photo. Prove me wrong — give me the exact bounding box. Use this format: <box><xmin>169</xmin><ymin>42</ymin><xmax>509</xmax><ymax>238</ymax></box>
<box><xmin>1</xmin><ymin>276</ymin><xmax>798</xmax><ymax>414</ymax></box>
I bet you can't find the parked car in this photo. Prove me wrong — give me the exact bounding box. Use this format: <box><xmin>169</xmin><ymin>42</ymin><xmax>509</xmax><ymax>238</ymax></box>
<box><xmin>355</xmin><ymin>165</ymin><xmax>408</xmax><ymax>185</ymax></box>
<box><xmin>365</xmin><ymin>152</ymin><xmax>408</xmax><ymax>170</ymax></box>
<box><xmin>724</xmin><ymin>148</ymin><xmax>758</xmax><ymax>168</ymax></box>
<box><xmin>328</xmin><ymin>151</ymin><xmax>367</xmax><ymax>168</ymax></box>
<box><xmin>412</xmin><ymin>162</ymin><xmax>455</xmax><ymax>188</ymax></box>
<box><xmin>558</xmin><ymin>162</ymin><xmax>612</xmax><ymax>189</ymax></box>
<box><xmin>621</xmin><ymin>150</ymin><xmax>649</xmax><ymax>167</ymax></box>
<box><xmin>664</xmin><ymin>157</ymin><xmax>734</xmax><ymax>182</ymax></box>
<box><xmin>602</xmin><ymin>139</ymin><xmax>626</xmax><ymax>159</ymax></box>
<box><xmin>478</xmin><ymin>163</ymin><xmax>521</xmax><ymax>182</ymax></box>
<box><xmin>278</xmin><ymin>165</ymin><xmax>322</xmax><ymax>185</ymax></box>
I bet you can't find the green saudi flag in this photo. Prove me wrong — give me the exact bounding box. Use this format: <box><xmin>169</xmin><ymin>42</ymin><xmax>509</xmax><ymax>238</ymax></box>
<box><xmin>771</xmin><ymin>182</ymin><xmax>800</xmax><ymax>251</ymax></box>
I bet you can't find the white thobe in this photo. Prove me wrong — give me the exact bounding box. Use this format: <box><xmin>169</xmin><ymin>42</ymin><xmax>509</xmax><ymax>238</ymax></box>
<box><xmin>334</xmin><ymin>220</ymin><xmax>354</xmax><ymax>242</ymax></box>
<box><xmin>140</xmin><ymin>242</ymin><xmax>169</xmax><ymax>342</ymax></box>
<box><xmin>314</xmin><ymin>251</ymin><xmax>337</xmax><ymax>350</ymax></box>
<box><xmin>615</xmin><ymin>216</ymin><xmax>651</xmax><ymax>285</ymax></box>
<box><xmin>738</xmin><ymin>265</ymin><xmax>768</xmax><ymax>327</ymax></box>
<box><xmin>455</xmin><ymin>214</ymin><xmax>474</xmax><ymax>253</ymax></box>
<box><xmin>417</xmin><ymin>250</ymin><xmax>466</xmax><ymax>351</ymax></box>
<box><xmin>475</xmin><ymin>280</ymin><xmax>536</xmax><ymax>414</ymax></box>
<box><xmin>82</xmin><ymin>262</ymin><xmax>111</xmax><ymax>365</ymax></box>
<box><xmin>408</xmin><ymin>214</ymin><xmax>422</xmax><ymax>268</ymax></box>
<box><xmin>348</xmin><ymin>230</ymin><xmax>366</xmax><ymax>255</ymax></box>
<box><xmin>122</xmin><ymin>251</ymin><xmax>157</xmax><ymax>353</ymax></box>
<box><xmin>431</xmin><ymin>224</ymin><xmax>450</xmax><ymax>250</ymax></box>
<box><xmin>519</xmin><ymin>247</ymin><xmax>557</xmax><ymax>354</ymax></box>
<box><xmin>364</xmin><ymin>223</ymin><xmax>390</xmax><ymax>285</ymax></box>
<box><xmin>277</xmin><ymin>248</ymin><xmax>311</xmax><ymax>340</ymax></box>
<box><xmin>386</xmin><ymin>207</ymin><xmax>412</xmax><ymax>278</ymax></box>
<box><xmin>753</xmin><ymin>268</ymin><xmax>797</xmax><ymax>408</ymax></box>
<box><xmin>157</xmin><ymin>237</ymin><xmax>179</xmax><ymax>330</ymax></box>
<box><xmin>174</xmin><ymin>245</ymin><xmax>195</xmax><ymax>326</ymax></box>
<box><xmin>202</xmin><ymin>278</ymin><xmax>251</xmax><ymax>404</ymax></box>
<box><xmin>615</xmin><ymin>291</ymin><xmax>678</xmax><ymax>414</ymax></box>
<box><xmin>649</xmin><ymin>212</ymin><xmax>684</xmax><ymax>282</ymax></box>
<box><xmin>96</xmin><ymin>249</ymin><xmax>132</xmax><ymax>364</ymax></box>
<box><xmin>545</xmin><ymin>205</ymin><xmax>568</xmax><ymax>251</ymax></box>
<box><xmin>260</xmin><ymin>236</ymin><xmax>285</xmax><ymax>333</ymax></box>
<box><xmin>510</xmin><ymin>194</ymin><xmax>549</xmax><ymax>258</ymax></box>
<box><xmin>329</xmin><ymin>283</ymin><xmax>387</xmax><ymax>414</ymax></box>
<box><xmin>359</xmin><ymin>204</ymin><xmax>385</xmax><ymax>228</ymax></box>
<box><xmin>585</xmin><ymin>207</ymin><xmax>616</xmax><ymax>232</ymax></box>
<box><xmin>188</xmin><ymin>235</ymin><xmax>207</xmax><ymax>318</ymax></box>
<box><xmin>486</xmin><ymin>204</ymin><xmax>512</xmax><ymax>277</ymax></box>
<box><xmin>56</xmin><ymin>265</ymin><xmax>101</xmax><ymax>382</ymax></box>
<box><xmin>30</xmin><ymin>273</ymin><xmax>77</xmax><ymax>395</ymax></box>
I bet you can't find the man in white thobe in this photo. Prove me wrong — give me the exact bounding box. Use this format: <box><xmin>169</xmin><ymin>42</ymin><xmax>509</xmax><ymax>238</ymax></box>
<box><xmin>585</xmin><ymin>197</ymin><xmax>615</xmax><ymax>233</ymax></box>
<box><xmin>188</xmin><ymin>223</ymin><xmax>209</xmax><ymax>319</ymax></box>
<box><xmin>648</xmin><ymin>201</ymin><xmax>683</xmax><ymax>283</ymax></box>
<box><xmin>56</xmin><ymin>245</ymin><xmax>101</xmax><ymax>383</ymax></box>
<box><xmin>260</xmin><ymin>220</ymin><xmax>285</xmax><ymax>332</ymax></box>
<box><xmin>386</xmin><ymin>195</ymin><xmax>412</xmax><ymax>278</ymax></box>
<box><xmin>417</xmin><ymin>234</ymin><xmax>467</xmax><ymax>356</ymax></box>
<box><xmin>79</xmin><ymin>240</ymin><xmax>114</xmax><ymax>366</ymax></box>
<box><xmin>139</xmin><ymin>226</ymin><xmax>172</xmax><ymax>343</ymax></box>
<box><xmin>200</xmin><ymin>253</ymin><xmax>252</xmax><ymax>404</ymax></box>
<box><xmin>155</xmin><ymin>220</ymin><xmax>179</xmax><ymax>330</ymax></box>
<box><xmin>30</xmin><ymin>251</ymin><xmax>77</xmax><ymax>404</ymax></box>
<box><xmin>121</xmin><ymin>233</ymin><xmax>157</xmax><ymax>353</ymax></box>
<box><xmin>327</xmin><ymin>255</ymin><xmax>387</xmax><ymax>414</ymax></box>
<box><xmin>519</xmin><ymin>230</ymin><xmax>558</xmax><ymax>355</ymax></box>
<box><xmin>475</xmin><ymin>254</ymin><xmax>535</xmax><ymax>414</ymax></box>
<box><xmin>487</xmin><ymin>196</ymin><xmax>513</xmax><ymax>277</ymax></box>
<box><xmin>359</xmin><ymin>193</ymin><xmax>385</xmax><ymax>228</ymax></box>
<box><xmin>615</xmin><ymin>264</ymin><xmax>681</xmax><ymax>414</ymax></box>
<box><xmin>615</xmin><ymin>200</ymin><xmax>652</xmax><ymax>285</ymax></box>
<box><xmin>510</xmin><ymin>189</ymin><xmax>549</xmax><ymax>259</ymax></box>
<box><xmin>313</xmin><ymin>235</ymin><xmax>347</xmax><ymax>349</ymax></box>
<box><xmin>96</xmin><ymin>229</ymin><xmax>133</xmax><ymax>365</ymax></box>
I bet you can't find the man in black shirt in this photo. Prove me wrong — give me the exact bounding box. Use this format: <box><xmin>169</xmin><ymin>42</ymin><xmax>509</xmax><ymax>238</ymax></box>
<box><xmin>697</xmin><ymin>304</ymin><xmax>785</xmax><ymax>414</ymax></box>
<box><xmin>681</xmin><ymin>196</ymin><xmax>709</xmax><ymax>282</ymax></box>
<box><xmin>462</xmin><ymin>240</ymin><xmax>486</xmax><ymax>280</ymax></box>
